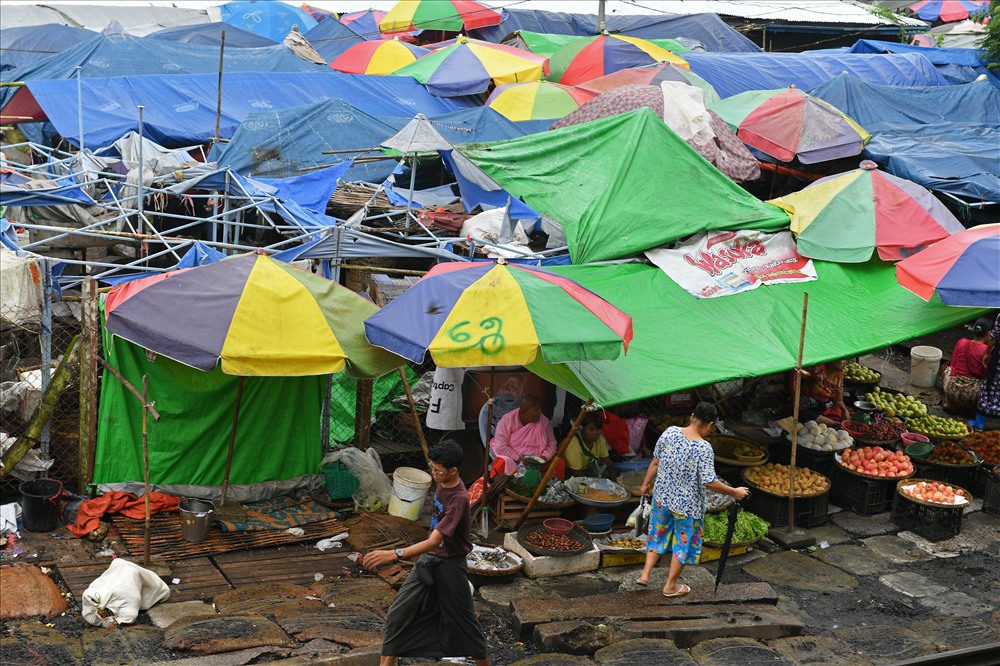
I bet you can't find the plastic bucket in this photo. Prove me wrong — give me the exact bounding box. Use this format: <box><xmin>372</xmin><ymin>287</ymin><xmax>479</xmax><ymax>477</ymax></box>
<box><xmin>178</xmin><ymin>498</ymin><xmax>215</xmax><ymax>543</ymax></box>
<box><xmin>19</xmin><ymin>478</ymin><xmax>64</xmax><ymax>532</ymax></box>
<box><xmin>388</xmin><ymin>467</ymin><xmax>432</xmax><ymax>521</ymax></box>
<box><xmin>910</xmin><ymin>346</ymin><xmax>943</xmax><ymax>388</ymax></box>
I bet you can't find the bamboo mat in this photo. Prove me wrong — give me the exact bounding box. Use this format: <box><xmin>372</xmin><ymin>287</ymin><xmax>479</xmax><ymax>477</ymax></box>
<box><xmin>111</xmin><ymin>513</ymin><xmax>347</xmax><ymax>561</ymax></box>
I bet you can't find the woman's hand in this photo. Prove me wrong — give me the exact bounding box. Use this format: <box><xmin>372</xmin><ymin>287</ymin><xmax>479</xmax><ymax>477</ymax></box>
<box><xmin>640</xmin><ymin>482</ymin><xmax>650</xmax><ymax>496</ymax></box>
<box><xmin>731</xmin><ymin>486</ymin><xmax>750</xmax><ymax>500</ymax></box>
<box><xmin>362</xmin><ymin>549</ymin><xmax>397</xmax><ymax>570</ymax></box>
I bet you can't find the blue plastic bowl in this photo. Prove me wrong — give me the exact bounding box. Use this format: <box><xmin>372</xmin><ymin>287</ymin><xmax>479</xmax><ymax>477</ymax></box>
<box><xmin>583</xmin><ymin>513</ymin><xmax>615</xmax><ymax>533</ymax></box>
<box><xmin>613</xmin><ymin>458</ymin><xmax>652</xmax><ymax>474</ymax></box>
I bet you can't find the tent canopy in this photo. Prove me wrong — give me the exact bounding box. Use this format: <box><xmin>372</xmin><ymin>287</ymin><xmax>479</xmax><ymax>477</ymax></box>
<box><xmin>810</xmin><ymin>75</ymin><xmax>1000</xmax><ymax>203</ymax></box>
<box><xmin>302</xmin><ymin>16</ymin><xmax>367</xmax><ymax>62</ymax></box>
<box><xmin>147</xmin><ymin>22</ymin><xmax>278</xmax><ymax>47</ymax></box>
<box><xmin>684</xmin><ymin>51</ymin><xmax>948</xmax><ymax>99</ymax></box>
<box><xmin>0</xmin><ymin>23</ymin><xmax>96</xmax><ymax>72</ymax></box>
<box><xmin>846</xmin><ymin>39</ymin><xmax>999</xmax><ymax>87</ymax></box>
<box><xmin>528</xmin><ymin>261</ymin><xmax>983</xmax><ymax>406</ymax></box>
<box><xmin>457</xmin><ymin>108</ymin><xmax>789</xmax><ymax>264</ymax></box>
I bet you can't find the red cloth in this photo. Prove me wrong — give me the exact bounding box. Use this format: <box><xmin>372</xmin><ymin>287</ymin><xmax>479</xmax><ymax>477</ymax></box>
<box><xmin>601</xmin><ymin>411</ymin><xmax>631</xmax><ymax>456</ymax></box>
<box><xmin>69</xmin><ymin>491</ymin><xmax>180</xmax><ymax>537</ymax></box>
<box><xmin>950</xmin><ymin>338</ymin><xmax>988</xmax><ymax>379</ymax></box>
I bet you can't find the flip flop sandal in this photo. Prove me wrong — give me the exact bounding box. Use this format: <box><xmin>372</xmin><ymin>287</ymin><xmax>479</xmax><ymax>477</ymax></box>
<box><xmin>662</xmin><ymin>584</ymin><xmax>690</xmax><ymax>598</ymax></box>
<box><xmin>635</xmin><ymin>579</ymin><xmax>649</xmax><ymax>587</ymax></box>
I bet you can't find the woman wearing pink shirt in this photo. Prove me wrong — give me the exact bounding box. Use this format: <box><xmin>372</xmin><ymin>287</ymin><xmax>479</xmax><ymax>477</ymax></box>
<box><xmin>489</xmin><ymin>395</ymin><xmax>556</xmax><ymax>473</ymax></box>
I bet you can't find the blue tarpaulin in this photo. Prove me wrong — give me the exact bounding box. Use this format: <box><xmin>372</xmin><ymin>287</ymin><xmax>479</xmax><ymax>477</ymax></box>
<box><xmin>847</xmin><ymin>39</ymin><xmax>999</xmax><ymax>87</ymax></box>
<box><xmin>302</xmin><ymin>16</ymin><xmax>366</xmax><ymax>62</ymax></box>
<box><xmin>146</xmin><ymin>22</ymin><xmax>278</xmax><ymax>47</ymax></box>
<box><xmin>810</xmin><ymin>74</ymin><xmax>1000</xmax><ymax>203</ymax></box>
<box><xmin>10</xmin><ymin>72</ymin><xmax>475</xmax><ymax>150</ymax></box>
<box><xmin>685</xmin><ymin>52</ymin><xmax>949</xmax><ymax>99</ymax></box>
<box><xmin>0</xmin><ymin>23</ymin><xmax>96</xmax><ymax>72</ymax></box>
<box><xmin>218</xmin><ymin>0</ymin><xmax>318</xmax><ymax>42</ymax></box>
<box><xmin>473</xmin><ymin>8</ymin><xmax>760</xmax><ymax>53</ymax></box>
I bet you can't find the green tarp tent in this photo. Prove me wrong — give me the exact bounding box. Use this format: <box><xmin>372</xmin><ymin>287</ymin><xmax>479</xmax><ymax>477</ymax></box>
<box><xmin>458</xmin><ymin>108</ymin><xmax>790</xmax><ymax>264</ymax></box>
<box><xmin>525</xmin><ymin>260</ymin><xmax>984</xmax><ymax>407</ymax></box>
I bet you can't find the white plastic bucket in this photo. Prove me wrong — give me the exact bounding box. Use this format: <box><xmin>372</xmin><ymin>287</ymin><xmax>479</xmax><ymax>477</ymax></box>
<box><xmin>910</xmin><ymin>346</ymin><xmax>943</xmax><ymax>388</ymax></box>
<box><xmin>388</xmin><ymin>467</ymin><xmax>432</xmax><ymax>521</ymax></box>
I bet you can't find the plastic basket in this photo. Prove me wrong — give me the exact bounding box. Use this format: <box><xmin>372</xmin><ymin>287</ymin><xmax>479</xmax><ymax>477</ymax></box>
<box><xmin>323</xmin><ymin>460</ymin><xmax>360</xmax><ymax>501</ymax></box>
<box><xmin>891</xmin><ymin>492</ymin><xmax>965</xmax><ymax>542</ymax></box>
<box><xmin>830</xmin><ymin>466</ymin><xmax>893</xmax><ymax>515</ymax></box>
<box><xmin>795</xmin><ymin>447</ymin><xmax>836</xmax><ymax>478</ymax></box>
<box><xmin>983</xmin><ymin>468</ymin><xmax>1000</xmax><ymax>518</ymax></box>
<box><xmin>744</xmin><ymin>487</ymin><xmax>828</xmax><ymax>528</ymax></box>
<box><xmin>914</xmin><ymin>459</ymin><xmax>979</xmax><ymax>490</ymax></box>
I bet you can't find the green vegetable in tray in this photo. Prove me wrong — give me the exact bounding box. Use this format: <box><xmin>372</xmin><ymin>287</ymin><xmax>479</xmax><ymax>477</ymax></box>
<box><xmin>702</xmin><ymin>510</ymin><xmax>770</xmax><ymax>543</ymax></box>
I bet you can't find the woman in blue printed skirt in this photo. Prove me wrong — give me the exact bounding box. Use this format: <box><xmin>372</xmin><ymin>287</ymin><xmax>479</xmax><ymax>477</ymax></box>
<box><xmin>972</xmin><ymin>312</ymin><xmax>1000</xmax><ymax>429</ymax></box>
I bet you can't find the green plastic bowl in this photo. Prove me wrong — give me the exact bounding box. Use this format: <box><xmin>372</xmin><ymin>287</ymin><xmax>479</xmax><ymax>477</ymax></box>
<box><xmin>905</xmin><ymin>441</ymin><xmax>934</xmax><ymax>459</ymax></box>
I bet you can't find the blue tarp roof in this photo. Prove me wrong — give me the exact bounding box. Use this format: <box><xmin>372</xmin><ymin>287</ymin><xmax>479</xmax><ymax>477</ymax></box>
<box><xmin>146</xmin><ymin>22</ymin><xmax>278</xmax><ymax>47</ymax></box>
<box><xmin>684</xmin><ymin>51</ymin><xmax>949</xmax><ymax>98</ymax></box>
<box><xmin>0</xmin><ymin>32</ymin><xmax>324</xmax><ymax>108</ymax></box>
<box><xmin>302</xmin><ymin>16</ymin><xmax>366</xmax><ymax>62</ymax></box>
<box><xmin>211</xmin><ymin>100</ymin><xmax>549</xmax><ymax>184</ymax></box>
<box><xmin>218</xmin><ymin>0</ymin><xmax>318</xmax><ymax>42</ymax></box>
<box><xmin>0</xmin><ymin>23</ymin><xmax>96</xmax><ymax>72</ymax></box>
<box><xmin>473</xmin><ymin>8</ymin><xmax>760</xmax><ymax>53</ymax></box>
<box><xmin>11</xmin><ymin>72</ymin><xmax>475</xmax><ymax>149</ymax></box>
<box><xmin>810</xmin><ymin>74</ymin><xmax>1000</xmax><ymax>203</ymax></box>
<box><xmin>847</xmin><ymin>39</ymin><xmax>999</xmax><ymax>87</ymax></box>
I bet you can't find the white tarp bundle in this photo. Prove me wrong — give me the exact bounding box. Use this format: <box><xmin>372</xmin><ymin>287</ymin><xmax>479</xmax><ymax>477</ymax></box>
<box><xmin>0</xmin><ymin>247</ymin><xmax>43</xmax><ymax>325</ymax></box>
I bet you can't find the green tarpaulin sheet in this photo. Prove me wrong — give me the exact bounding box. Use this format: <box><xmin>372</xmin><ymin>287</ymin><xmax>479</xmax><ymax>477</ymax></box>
<box><xmin>514</xmin><ymin>31</ymin><xmax>690</xmax><ymax>58</ymax></box>
<box><xmin>526</xmin><ymin>260</ymin><xmax>984</xmax><ymax>407</ymax></box>
<box><xmin>94</xmin><ymin>331</ymin><xmax>323</xmax><ymax>486</ymax></box>
<box><xmin>458</xmin><ymin>108</ymin><xmax>790</xmax><ymax>264</ymax></box>
<box><xmin>328</xmin><ymin>367</ymin><xmax>418</xmax><ymax>444</ymax></box>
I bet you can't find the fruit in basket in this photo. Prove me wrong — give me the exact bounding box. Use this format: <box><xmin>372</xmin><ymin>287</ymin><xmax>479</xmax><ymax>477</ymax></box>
<box><xmin>963</xmin><ymin>431</ymin><xmax>1000</xmax><ymax>465</ymax></box>
<box><xmin>649</xmin><ymin>414</ymin><xmax>690</xmax><ymax>432</ymax></box>
<box><xmin>864</xmin><ymin>388</ymin><xmax>928</xmax><ymax>419</ymax></box>
<box><xmin>844</xmin><ymin>419</ymin><xmax>907</xmax><ymax>442</ymax></box>
<box><xmin>903</xmin><ymin>480</ymin><xmax>965</xmax><ymax>505</ymax></box>
<box><xmin>840</xmin><ymin>446</ymin><xmax>914</xmax><ymax>478</ymax></box>
<box><xmin>927</xmin><ymin>440</ymin><xmax>976</xmax><ymax>465</ymax></box>
<box><xmin>744</xmin><ymin>463</ymin><xmax>829</xmax><ymax>496</ymax></box>
<box><xmin>906</xmin><ymin>415</ymin><xmax>970</xmax><ymax>439</ymax></box>
<box><xmin>845</xmin><ymin>363</ymin><xmax>880</xmax><ymax>383</ymax></box>
<box><xmin>794</xmin><ymin>422</ymin><xmax>852</xmax><ymax>451</ymax></box>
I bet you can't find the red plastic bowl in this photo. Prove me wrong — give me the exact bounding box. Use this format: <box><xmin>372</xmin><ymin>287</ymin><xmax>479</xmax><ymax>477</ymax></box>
<box><xmin>542</xmin><ymin>518</ymin><xmax>574</xmax><ymax>536</ymax></box>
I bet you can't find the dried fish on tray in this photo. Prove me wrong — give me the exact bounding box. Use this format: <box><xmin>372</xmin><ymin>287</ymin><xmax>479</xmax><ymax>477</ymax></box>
<box><xmin>467</xmin><ymin>544</ymin><xmax>523</xmax><ymax>577</ymax></box>
<box><xmin>593</xmin><ymin>532</ymin><xmax>648</xmax><ymax>553</ymax></box>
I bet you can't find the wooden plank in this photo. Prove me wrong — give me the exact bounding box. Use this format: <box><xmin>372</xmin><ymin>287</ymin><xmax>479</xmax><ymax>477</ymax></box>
<box><xmin>216</xmin><ymin>549</ymin><xmax>353</xmax><ymax>589</ymax></box>
<box><xmin>623</xmin><ymin>605</ymin><xmax>806</xmax><ymax>648</ymax></box>
<box><xmin>57</xmin><ymin>557</ymin><xmax>232</xmax><ymax>603</ymax></box>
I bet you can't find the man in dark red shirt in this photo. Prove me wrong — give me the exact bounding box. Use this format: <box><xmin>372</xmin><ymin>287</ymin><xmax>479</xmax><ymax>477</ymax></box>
<box><xmin>363</xmin><ymin>441</ymin><xmax>488</xmax><ymax>666</ymax></box>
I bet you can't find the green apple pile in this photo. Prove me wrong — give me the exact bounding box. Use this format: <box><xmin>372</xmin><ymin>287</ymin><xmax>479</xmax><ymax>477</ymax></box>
<box><xmin>906</xmin><ymin>415</ymin><xmax>970</xmax><ymax>439</ymax></box>
<box><xmin>864</xmin><ymin>387</ymin><xmax>928</xmax><ymax>419</ymax></box>
<box><xmin>845</xmin><ymin>363</ymin><xmax>880</xmax><ymax>383</ymax></box>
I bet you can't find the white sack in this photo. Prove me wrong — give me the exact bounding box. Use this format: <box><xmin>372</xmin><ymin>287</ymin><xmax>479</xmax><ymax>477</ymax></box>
<box><xmin>425</xmin><ymin>367</ymin><xmax>465</xmax><ymax>431</ymax></box>
<box><xmin>82</xmin><ymin>559</ymin><xmax>170</xmax><ymax>627</ymax></box>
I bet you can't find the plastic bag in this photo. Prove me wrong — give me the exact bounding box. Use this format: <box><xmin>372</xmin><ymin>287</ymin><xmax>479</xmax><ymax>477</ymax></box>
<box><xmin>81</xmin><ymin>559</ymin><xmax>170</xmax><ymax>627</ymax></box>
<box><xmin>626</xmin><ymin>495</ymin><xmax>651</xmax><ymax>536</ymax></box>
<box><xmin>320</xmin><ymin>447</ymin><xmax>392</xmax><ymax>513</ymax></box>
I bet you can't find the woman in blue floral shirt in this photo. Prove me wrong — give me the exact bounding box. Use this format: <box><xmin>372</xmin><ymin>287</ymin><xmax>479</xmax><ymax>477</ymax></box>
<box><xmin>636</xmin><ymin>402</ymin><xmax>749</xmax><ymax>597</ymax></box>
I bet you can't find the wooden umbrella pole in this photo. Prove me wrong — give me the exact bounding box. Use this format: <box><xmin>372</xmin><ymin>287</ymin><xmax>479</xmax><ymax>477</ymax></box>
<box><xmin>399</xmin><ymin>368</ymin><xmax>430</xmax><ymax>463</ymax></box>
<box><xmin>214</xmin><ymin>30</ymin><xmax>225</xmax><ymax>143</ymax></box>
<box><xmin>514</xmin><ymin>399</ymin><xmax>593</xmax><ymax>530</ymax></box>
<box><xmin>481</xmin><ymin>368</ymin><xmax>497</xmax><ymax>506</ymax></box>
<box><xmin>141</xmin><ymin>375</ymin><xmax>151</xmax><ymax>569</ymax></box>
<box><xmin>220</xmin><ymin>376</ymin><xmax>245</xmax><ymax>508</ymax></box>
<box><xmin>788</xmin><ymin>292</ymin><xmax>809</xmax><ymax>531</ymax></box>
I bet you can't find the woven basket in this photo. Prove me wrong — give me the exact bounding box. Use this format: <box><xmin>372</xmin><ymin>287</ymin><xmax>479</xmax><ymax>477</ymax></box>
<box><xmin>741</xmin><ymin>467</ymin><xmax>830</xmax><ymax>498</ymax></box>
<box><xmin>834</xmin><ymin>453</ymin><xmax>914</xmax><ymax>481</ymax></box>
<box><xmin>896</xmin><ymin>478</ymin><xmax>973</xmax><ymax>508</ymax></box>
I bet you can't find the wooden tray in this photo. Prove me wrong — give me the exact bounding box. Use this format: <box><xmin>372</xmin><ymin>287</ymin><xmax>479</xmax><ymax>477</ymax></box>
<box><xmin>517</xmin><ymin>521</ymin><xmax>593</xmax><ymax>558</ymax></box>
<box><xmin>896</xmin><ymin>478</ymin><xmax>972</xmax><ymax>508</ymax></box>
<box><xmin>709</xmin><ymin>435</ymin><xmax>768</xmax><ymax>467</ymax></box>
<box><xmin>741</xmin><ymin>467</ymin><xmax>830</xmax><ymax>498</ymax></box>
<box><xmin>834</xmin><ymin>452</ymin><xmax>914</xmax><ymax>481</ymax></box>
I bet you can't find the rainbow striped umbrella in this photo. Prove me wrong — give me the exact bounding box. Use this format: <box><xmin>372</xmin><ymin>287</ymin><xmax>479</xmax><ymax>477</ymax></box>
<box><xmin>486</xmin><ymin>81</ymin><xmax>594</xmax><ymax>121</ymax></box>
<box><xmin>549</xmin><ymin>34</ymin><xmax>688</xmax><ymax>87</ymax></box>
<box><xmin>339</xmin><ymin>8</ymin><xmax>421</xmax><ymax>40</ymax></box>
<box><xmin>331</xmin><ymin>39</ymin><xmax>428</xmax><ymax>74</ymax></box>
<box><xmin>896</xmin><ymin>224</ymin><xmax>1000</xmax><ymax>307</ymax></box>
<box><xmin>770</xmin><ymin>162</ymin><xmax>965</xmax><ymax>263</ymax></box>
<box><xmin>909</xmin><ymin>0</ymin><xmax>988</xmax><ymax>22</ymax></box>
<box><xmin>392</xmin><ymin>37</ymin><xmax>545</xmax><ymax>97</ymax></box>
<box><xmin>577</xmin><ymin>62</ymin><xmax>720</xmax><ymax>106</ymax></box>
<box><xmin>364</xmin><ymin>261</ymin><xmax>633</xmax><ymax>368</ymax></box>
<box><xmin>710</xmin><ymin>86</ymin><xmax>870</xmax><ymax>164</ymax></box>
<box><xmin>379</xmin><ymin>0</ymin><xmax>502</xmax><ymax>34</ymax></box>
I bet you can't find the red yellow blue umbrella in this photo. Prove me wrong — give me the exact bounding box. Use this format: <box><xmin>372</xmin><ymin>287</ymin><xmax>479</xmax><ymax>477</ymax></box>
<box><xmin>896</xmin><ymin>224</ymin><xmax>1000</xmax><ymax>307</ymax></box>
<box><xmin>549</xmin><ymin>34</ymin><xmax>688</xmax><ymax>86</ymax></box>
<box><xmin>331</xmin><ymin>39</ymin><xmax>428</xmax><ymax>75</ymax></box>
<box><xmin>486</xmin><ymin>81</ymin><xmax>594</xmax><ymax>121</ymax></box>
<box><xmin>379</xmin><ymin>0</ymin><xmax>503</xmax><ymax>34</ymax></box>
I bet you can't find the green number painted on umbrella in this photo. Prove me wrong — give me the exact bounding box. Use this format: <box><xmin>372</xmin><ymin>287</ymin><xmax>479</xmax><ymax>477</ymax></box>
<box><xmin>447</xmin><ymin>317</ymin><xmax>506</xmax><ymax>355</ymax></box>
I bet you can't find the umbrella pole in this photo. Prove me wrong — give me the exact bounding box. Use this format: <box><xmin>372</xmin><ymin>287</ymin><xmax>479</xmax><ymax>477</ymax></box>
<box><xmin>514</xmin><ymin>399</ymin><xmax>592</xmax><ymax>530</ymax></box>
<box><xmin>399</xmin><ymin>368</ymin><xmax>430</xmax><ymax>463</ymax></box>
<box><xmin>142</xmin><ymin>375</ymin><xmax>151</xmax><ymax>569</ymax></box>
<box><xmin>478</xmin><ymin>368</ymin><xmax>497</xmax><ymax>537</ymax></box>
<box><xmin>220</xmin><ymin>376</ymin><xmax>245</xmax><ymax>509</ymax></box>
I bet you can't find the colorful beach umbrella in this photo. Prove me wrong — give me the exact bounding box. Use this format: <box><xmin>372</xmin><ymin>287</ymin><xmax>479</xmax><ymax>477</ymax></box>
<box><xmin>770</xmin><ymin>162</ymin><xmax>965</xmax><ymax>263</ymax></box>
<box><xmin>392</xmin><ymin>37</ymin><xmax>545</xmax><ymax>97</ymax></box>
<box><xmin>710</xmin><ymin>86</ymin><xmax>870</xmax><ymax>164</ymax></box>
<box><xmin>896</xmin><ymin>224</ymin><xmax>1000</xmax><ymax>307</ymax></box>
<box><xmin>577</xmin><ymin>62</ymin><xmax>720</xmax><ymax>105</ymax></box>
<box><xmin>549</xmin><ymin>34</ymin><xmax>688</xmax><ymax>87</ymax></box>
<box><xmin>486</xmin><ymin>81</ymin><xmax>594</xmax><ymax>121</ymax></box>
<box><xmin>105</xmin><ymin>252</ymin><xmax>402</xmax><ymax>378</ymax></box>
<box><xmin>364</xmin><ymin>260</ymin><xmax>633</xmax><ymax>368</ymax></box>
<box><xmin>339</xmin><ymin>8</ymin><xmax>420</xmax><ymax>40</ymax></box>
<box><xmin>299</xmin><ymin>4</ymin><xmax>336</xmax><ymax>22</ymax></box>
<box><xmin>909</xmin><ymin>0</ymin><xmax>988</xmax><ymax>22</ymax></box>
<box><xmin>331</xmin><ymin>39</ymin><xmax>428</xmax><ymax>74</ymax></box>
<box><xmin>380</xmin><ymin>0</ymin><xmax>503</xmax><ymax>34</ymax></box>
<box><xmin>217</xmin><ymin>0</ymin><xmax>318</xmax><ymax>42</ymax></box>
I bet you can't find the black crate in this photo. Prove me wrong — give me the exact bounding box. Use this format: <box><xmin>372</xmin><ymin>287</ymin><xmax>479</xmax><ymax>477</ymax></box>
<box><xmin>983</xmin><ymin>467</ymin><xmax>1000</xmax><ymax>518</ymax></box>
<box><xmin>830</xmin><ymin>466</ymin><xmax>894</xmax><ymax>515</ymax></box>
<box><xmin>745</xmin><ymin>488</ymin><xmax>828</xmax><ymax>528</ymax></box>
<box><xmin>915</xmin><ymin>461</ymin><xmax>979</xmax><ymax>490</ymax></box>
<box><xmin>794</xmin><ymin>448</ymin><xmax>836</xmax><ymax>478</ymax></box>
<box><xmin>971</xmin><ymin>464</ymin><xmax>996</xmax><ymax>497</ymax></box>
<box><xmin>891</xmin><ymin>493</ymin><xmax>965</xmax><ymax>542</ymax></box>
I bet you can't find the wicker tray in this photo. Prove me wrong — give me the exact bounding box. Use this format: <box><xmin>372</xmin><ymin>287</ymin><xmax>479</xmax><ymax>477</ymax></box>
<box><xmin>834</xmin><ymin>452</ymin><xmax>915</xmax><ymax>481</ymax></box>
<box><xmin>516</xmin><ymin>521</ymin><xmax>593</xmax><ymax>558</ymax></box>
<box><xmin>703</xmin><ymin>535</ymin><xmax>762</xmax><ymax>550</ymax></box>
<box><xmin>467</xmin><ymin>544</ymin><xmax>524</xmax><ymax>578</ymax></box>
<box><xmin>502</xmin><ymin>487</ymin><xmax>575</xmax><ymax>510</ymax></box>
<box><xmin>854</xmin><ymin>436</ymin><xmax>902</xmax><ymax>447</ymax></box>
<box><xmin>906</xmin><ymin>424</ymin><xmax>971</xmax><ymax>442</ymax></box>
<box><xmin>845</xmin><ymin>376</ymin><xmax>881</xmax><ymax>386</ymax></box>
<box><xmin>923</xmin><ymin>442</ymin><xmax>982</xmax><ymax>469</ymax></box>
<box><xmin>741</xmin><ymin>467</ymin><xmax>830</xmax><ymax>498</ymax></box>
<box><xmin>896</xmin><ymin>478</ymin><xmax>972</xmax><ymax>508</ymax></box>
<box><xmin>709</xmin><ymin>436</ymin><xmax>769</xmax><ymax>467</ymax></box>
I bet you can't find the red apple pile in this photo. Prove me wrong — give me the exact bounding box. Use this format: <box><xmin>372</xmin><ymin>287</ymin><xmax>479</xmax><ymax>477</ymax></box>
<box><xmin>839</xmin><ymin>446</ymin><xmax>914</xmax><ymax>478</ymax></box>
<box><xmin>904</xmin><ymin>480</ymin><xmax>966</xmax><ymax>505</ymax></box>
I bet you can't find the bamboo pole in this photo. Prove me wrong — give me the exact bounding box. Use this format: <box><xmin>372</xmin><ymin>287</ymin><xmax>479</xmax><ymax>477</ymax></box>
<box><xmin>399</xmin><ymin>369</ymin><xmax>430</xmax><ymax>463</ymax></box>
<box><xmin>355</xmin><ymin>378</ymin><xmax>373</xmax><ymax>451</ymax></box>
<box><xmin>514</xmin><ymin>399</ymin><xmax>593</xmax><ymax>530</ymax></box>
<box><xmin>97</xmin><ymin>358</ymin><xmax>161</xmax><ymax>420</ymax></box>
<box><xmin>142</xmin><ymin>375</ymin><xmax>152</xmax><ymax>569</ymax></box>
<box><xmin>214</xmin><ymin>31</ymin><xmax>225</xmax><ymax>143</ymax></box>
<box><xmin>787</xmin><ymin>292</ymin><xmax>809</xmax><ymax>531</ymax></box>
<box><xmin>78</xmin><ymin>277</ymin><xmax>99</xmax><ymax>492</ymax></box>
<box><xmin>219</xmin><ymin>376</ymin><xmax>245</xmax><ymax>508</ymax></box>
